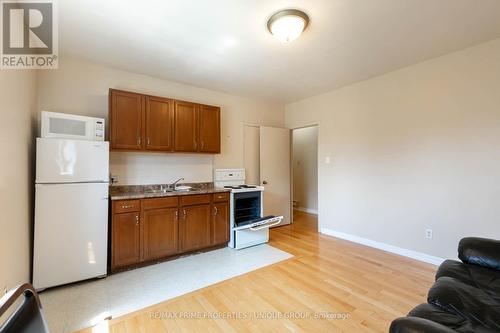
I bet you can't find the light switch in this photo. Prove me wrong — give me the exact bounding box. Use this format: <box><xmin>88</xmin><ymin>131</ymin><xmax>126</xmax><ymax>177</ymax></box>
<box><xmin>325</xmin><ymin>156</ymin><xmax>331</xmax><ymax>164</ymax></box>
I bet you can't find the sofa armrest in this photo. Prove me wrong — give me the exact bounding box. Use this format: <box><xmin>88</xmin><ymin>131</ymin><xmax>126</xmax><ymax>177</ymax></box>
<box><xmin>390</xmin><ymin>317</ymin><xmax>457</xmax><ymax>333</ymax></box>
<box><xmin>458</xmin><ymin>237</ymin><xmax>500</xmax><ymax>270</ymax></box>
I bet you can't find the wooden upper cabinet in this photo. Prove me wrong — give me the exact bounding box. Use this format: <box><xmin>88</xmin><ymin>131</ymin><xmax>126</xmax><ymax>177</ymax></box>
<box><xmin>199</xmin><ymin>105</ymin><xmax>221</xmax><ymax>153</ymax></box>
<box><xmin>110</xmin><ymin>89</ymin><xmax>144</xmax><ymax>150</ymax></box>
<box><xmin>174</xmin><ymin>101</ymin><xmax>198</xmax><ymax>152</ymax></box>
<box><xmin>109</xmin><ymin>89</ymin><xmax>221</xmax><ymax>154</ymax></box>
<box><xmin>145</xmin><ymin>96</ymin><xmax>174</xmax><ymax>151</ymax></box>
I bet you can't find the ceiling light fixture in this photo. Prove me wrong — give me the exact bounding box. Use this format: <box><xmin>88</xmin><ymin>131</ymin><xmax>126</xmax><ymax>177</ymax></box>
<box><xmin>267</xmin><ymin>9</ymin><xmax>309</xmax><ymax>43</ymax></box>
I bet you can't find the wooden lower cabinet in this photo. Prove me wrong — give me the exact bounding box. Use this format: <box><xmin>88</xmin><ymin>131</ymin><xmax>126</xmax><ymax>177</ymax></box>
<box><xmin>111</xmin><ymin>193</ymin><xmax>229</xmax><ymax>272</ymax></box>
<box><xmin>212</xmin><ymin>202</ymin><xmax>229</xmax><ymax>245</ymax></box>
<box><xmin>143</xmin><ymin>207</ymin><xmax>179</xmax><ymax>261</ymax></box>
<box><xmin>112</xmin><ymin>212</ymin><xmax>141</xmax><ymax>268</ymax></box>
<box><xmin>179</xmin><ymin>204</ymin><xmax>211</xmax><ymax>252</ymax></box>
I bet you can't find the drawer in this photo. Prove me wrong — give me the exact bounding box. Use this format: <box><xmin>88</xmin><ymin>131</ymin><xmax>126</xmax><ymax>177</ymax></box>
<box><xmin>113</xmin><ymin>200</ymin><xmax>140</xmax><ymax>213</ymax></box>
<box><xmin>142</xmin><ymin>196</ymin><xmax>178</xmax><ymax>210</ymax></box>
<box><xmin>213</xmin><ymin>192</ymin><xmax>230</xmax><ymax>202</ymax></box>
<box><xmin>180</xmin><ymin>194</ymin><xmax>211</xmax><ymax>206</ymax></box>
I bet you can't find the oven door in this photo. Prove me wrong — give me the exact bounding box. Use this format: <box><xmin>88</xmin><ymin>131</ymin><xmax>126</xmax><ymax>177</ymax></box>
<box><xmin>233</xmin><ymin>216</ymin><xmax>283</xmax><ymax>250</ymax></box>
<box><xmin>233</xmin><ymin>216</ymin><xmax>283</xmax><ymax>231</ymax></box>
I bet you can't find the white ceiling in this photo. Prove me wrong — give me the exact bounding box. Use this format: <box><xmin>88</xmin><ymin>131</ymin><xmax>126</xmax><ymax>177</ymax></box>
<box><xmin>60</xmin><ymin>0</ymin><xmax>500</xmax><ymax>103</ymax></box>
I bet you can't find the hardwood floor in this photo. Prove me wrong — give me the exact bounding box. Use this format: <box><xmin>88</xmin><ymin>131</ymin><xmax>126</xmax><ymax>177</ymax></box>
<box><xmin>77</xmin><ymin>211</ymin><xmax>436</xmax><ymax>333</ymax></box>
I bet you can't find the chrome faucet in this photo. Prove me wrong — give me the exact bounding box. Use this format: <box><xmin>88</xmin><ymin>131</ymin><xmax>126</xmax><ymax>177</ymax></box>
<box><xmin>170</xmin><ymin>177</ymin><xmax>185</xmax><ymax>190</ymax></box>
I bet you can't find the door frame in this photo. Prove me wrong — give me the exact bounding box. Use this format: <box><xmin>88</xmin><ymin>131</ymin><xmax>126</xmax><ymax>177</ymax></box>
<box><xmin>290</xmin><ymin>124</ymin><xmax>319</xmax><ymax>231</ymax></box>
<box><xmin>242</xmin><ymin>123</ymin><xmax>293</xmax><ymax>225</ymax></box>
<box><xmin>242</xmin><ymin>123</ymin><xmax>261</xmax><ymax>186</ymax></box>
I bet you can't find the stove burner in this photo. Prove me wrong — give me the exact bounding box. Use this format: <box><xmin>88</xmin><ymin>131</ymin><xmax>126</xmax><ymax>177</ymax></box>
<box><xmin>224</xmin><ymin>185</ymin><xmax>258</xmax><ymax>190</ymax></box>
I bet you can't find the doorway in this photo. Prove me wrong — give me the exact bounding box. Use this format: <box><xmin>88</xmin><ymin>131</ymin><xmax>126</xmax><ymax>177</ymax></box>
<box><xmin>243</xmin><ymin>125</ymin><xmax>291</xmax><ymax>226</ymax></box>
<box><xmin>292</xmin><ymin>126</ymin><xmax>318</xmax><ymax>220</ymax></box>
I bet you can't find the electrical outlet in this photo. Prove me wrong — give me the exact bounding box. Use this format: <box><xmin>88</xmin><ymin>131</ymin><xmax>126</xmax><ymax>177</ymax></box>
<box><xmin>425</xmin><ymin>229</ymin><xmax>433</xmax><ymax>239</ymax></box>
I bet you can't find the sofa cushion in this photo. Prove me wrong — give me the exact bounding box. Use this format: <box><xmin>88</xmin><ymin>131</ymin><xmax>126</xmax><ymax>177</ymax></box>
<box><xmin>390</xmin><ymin>315</ymin><xmax>457</xmax><ymax>333</ymax></box>
<box><xmin>428</xmin><ymin>277</ymin><xmax>500</xmax><ymax>330</ymax></box>
<box><xmin>407</xmin><ymin>303</ymin><xmax>497</xmax><ymax>333</ymax></box>
<box><xmin>459</xmin><ymin>237</ymin><xmax>500</xmax><ymax>270</ymax></box>
<box><xmin>436</xmin><ymin>260</ymin><xmax>500</xmax><ymax>294</ymax></box>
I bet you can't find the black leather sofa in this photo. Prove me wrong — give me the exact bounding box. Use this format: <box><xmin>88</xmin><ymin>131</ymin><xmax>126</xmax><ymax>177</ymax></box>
<box><xmin>390</xmin><ymin>237</ymin><xmax>500</xmax><ymax>333</ymax></box>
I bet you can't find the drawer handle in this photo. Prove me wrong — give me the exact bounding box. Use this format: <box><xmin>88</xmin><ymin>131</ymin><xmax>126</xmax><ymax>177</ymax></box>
<box><xmin>121</xmin><ymin>205</ymin><xmax>134</xmax><ymax>209</ymax></box>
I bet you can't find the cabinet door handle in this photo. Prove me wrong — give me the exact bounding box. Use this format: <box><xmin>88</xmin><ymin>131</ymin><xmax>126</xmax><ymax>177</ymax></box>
<box><xmin>135</xmin><ymin>214</ymin><xmax>140</xmax><ymax>225</ymax></box>
<box><xmin>214</xmin><ymin>206</ymin><xmax>218</xmax><ymax>215</ymax></box>
<box><xmin>201</xmin><ymin>141</ymin><xmax>204</xmax><ymax>150</ymax></box>
<box><xmin>193</xmin><ymin>141</ymin><xmax>197</xmax><ymax>150</ymax></box>
<box><xmin>147</xmin><ymin>137</ymin><xmax>150</xmax><ymax>145</ymax></box>
<box><xmin>183</xmin><ymin>209</ymin><xmax>187</xmax><ymax>220</ymax></box>
<box><xmin>137</xmin><ymin>137</ymin><xmax>141</xmax><ymax>146</ymax></box>
<box><xmin>175</xmin><ymin>210</ymin><xmax>178</xmax><ymax>220</ymax></box>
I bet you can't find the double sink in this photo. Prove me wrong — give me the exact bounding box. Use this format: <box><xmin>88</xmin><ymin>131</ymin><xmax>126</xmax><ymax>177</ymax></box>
<box><xmin>146</xmin><ymin>188</ymin><xmax>201</xmax><ymax>194</ymax></box>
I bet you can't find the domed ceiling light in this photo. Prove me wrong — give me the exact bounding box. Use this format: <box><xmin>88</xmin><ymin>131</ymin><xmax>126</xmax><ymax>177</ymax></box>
<box><xmin>267</xmin><ymin>9</ymin><xmax>309</xmax><ymax>43</ymax></box>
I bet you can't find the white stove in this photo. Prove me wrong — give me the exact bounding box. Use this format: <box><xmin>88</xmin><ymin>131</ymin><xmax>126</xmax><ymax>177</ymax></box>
<box><xmin>214</xmin><ymin>169</ymin><xmax>264</xmax><ymax>191</ymax></box>
<box><xmin>214</xmin><ymin>169</ymin><xmax>281</xmax><ymax>249</ymax></box>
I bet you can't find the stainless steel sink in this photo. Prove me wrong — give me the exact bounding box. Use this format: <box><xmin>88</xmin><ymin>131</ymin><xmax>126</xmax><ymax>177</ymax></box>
<box><xmin>145</xmin><ymin>188</ymin><xmax>201</xmax><ymax>194</ymax></box>
<box><xmin>174</xmin><ymin>188</ymin><xmax>201</xmax><ymax>192</ymax></box>
<box><xmin>146</xmin><ymin>189</ymin><xmax>174</xmax><ymax>194</ymax></box>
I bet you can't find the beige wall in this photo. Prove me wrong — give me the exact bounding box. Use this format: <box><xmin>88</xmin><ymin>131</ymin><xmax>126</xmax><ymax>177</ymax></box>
<box><xmin>292</xmin><ymin>126</ymin><xmax>318</xmax><ymax>213</ymax></box>
<box><xmin>37</xmin><ymin>57</ymin><xmax>284</xmax><ymax>185</ymax></box>
<box><xmin>286</xmin><ymin>38</ymin><xmax>500</xmax><ymax>260</ymax></box>
<box><xmin>0</xmin><ymin>71</ymin><xmax>38</xmax><ymax>292</ymax></box>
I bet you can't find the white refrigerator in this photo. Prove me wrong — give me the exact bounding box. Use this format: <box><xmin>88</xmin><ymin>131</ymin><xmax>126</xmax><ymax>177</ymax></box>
<box><xmin>33</xmin><ymin>138</ymin><xmax>109</xmax><ymax>290</ymax></box>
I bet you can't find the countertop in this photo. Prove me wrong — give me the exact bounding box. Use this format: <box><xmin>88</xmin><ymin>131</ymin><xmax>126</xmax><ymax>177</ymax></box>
<box><xmin>109</xmin><ymin>182</ymin><xmax>230</xmax><ymax>201</ymax></box>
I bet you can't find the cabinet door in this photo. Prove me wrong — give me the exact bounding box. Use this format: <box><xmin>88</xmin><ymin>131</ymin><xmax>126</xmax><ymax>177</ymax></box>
<box><xmin>145</xmin><ymin>96</ymin><xmax>174</xmax><ymax>151</ymax></box>
<box><xmin>112</xmin><ymin>212</ymin><xmax>141</xmax><ymax>269</ymax></box>
<box><xmin>143</xmin><ymin>207</ymin><xmax>179</xmax><ymax>261</ymax></box>
<box><xmin>179</xmin><ymin>205</ymin><xmax>211</xmax><ymax>252</ymax></box>
<box><xmin>174</xmin><ymin>101</ymin><xmax>198</xmax><ymax>152</ymax></box>
<box><xmin>212</xmin><ymin>202</ymin><xmax>229</xmax><ymax>245</ymax></box>
<box><xmin>199</xmin><ymin>105</ymin><xmax>220</xmax><ymax>153</ymax></box>
<box><xmin>110</xmin><ymin>90</ymin><xmax>144</xmax><ymax>150</ymax></box>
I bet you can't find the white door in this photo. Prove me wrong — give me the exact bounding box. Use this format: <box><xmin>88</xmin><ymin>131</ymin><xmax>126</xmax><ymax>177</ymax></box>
<box><xmin>33</xmin><ymin>183</ymin><xmax>109</xmax><ymax>290</ymax></box>
<box><xmin>260</xmin><ymin>126</ymin><xmax>291</xmax><ymax>226</ymax></box>
<box><xmin>36</xmin><ymin>138</ymin><xmax>109</xmax><ymax>183</ymax></box>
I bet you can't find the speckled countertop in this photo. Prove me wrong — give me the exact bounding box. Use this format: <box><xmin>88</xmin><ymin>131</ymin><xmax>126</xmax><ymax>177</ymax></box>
<box><xmin>109</xmin><ymin>182</ymin><xmax>230</xmax><ymax>201</ymax></box>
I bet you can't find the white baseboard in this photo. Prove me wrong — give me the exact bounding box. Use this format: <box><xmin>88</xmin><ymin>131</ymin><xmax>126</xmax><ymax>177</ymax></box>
<box><xmin>320</xmin><ymin>228</ymin><xmax>445</xmax><ymax>266</ymax></box>
<box><xmin>294</xmin><ymin>207</ymin><xmax>318</xmax><ymax>215</ymax></box>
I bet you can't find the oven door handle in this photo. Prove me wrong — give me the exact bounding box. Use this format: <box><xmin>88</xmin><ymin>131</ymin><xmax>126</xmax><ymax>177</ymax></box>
<box><xmin>249</xmin><ymin>219</ymin><xmax>282</xmax><ymax>231</ymax></box>
<box><xmin>233</xmin><ymin>216</ymin><xmax>283</xmax><ymax>231</ymax></box>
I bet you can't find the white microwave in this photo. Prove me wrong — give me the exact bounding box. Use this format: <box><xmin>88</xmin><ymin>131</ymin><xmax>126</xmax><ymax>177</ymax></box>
<box><xmin>41</xmin><ymin>111</ymin><xmax>105</xmax><ymax>141</ymax></box>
